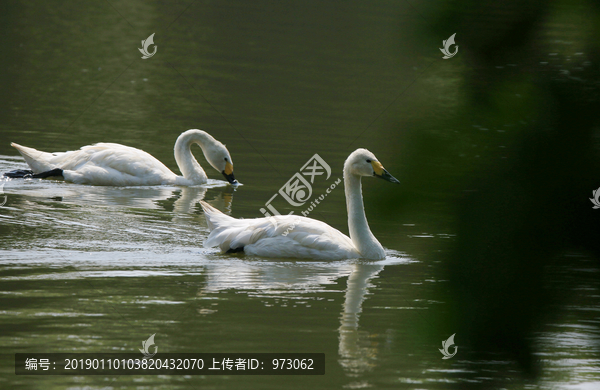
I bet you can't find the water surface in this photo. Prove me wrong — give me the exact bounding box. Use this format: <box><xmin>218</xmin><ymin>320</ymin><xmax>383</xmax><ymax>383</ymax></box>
<box><xmin>1</xmin><ymin>1</ymin><xmax>599</xmax><ymax>389</ymax></box>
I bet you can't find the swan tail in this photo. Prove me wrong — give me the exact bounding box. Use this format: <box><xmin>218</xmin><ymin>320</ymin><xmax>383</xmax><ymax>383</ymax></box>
<box><xmin>11</xmin><ymin>142</ymin><xmax>56</xmax><ymax>173</ymax></box>
<box><xmin>200</xmin><ymin>201</ymin><xmax>235</xmax><ymax>231</ymax></box>
<box><xmin>200</xmin><ymin>201</ymin><xmax>254</xmax><ymax>252</ymax></box>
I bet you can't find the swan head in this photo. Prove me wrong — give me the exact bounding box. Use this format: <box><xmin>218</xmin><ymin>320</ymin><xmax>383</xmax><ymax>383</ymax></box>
<box><xmin>345</xmin><ymin>148</ymin><xmax>400</xmax><ymax>183</ymax></box>
<box><xmin>204</xmin><ymin>141</ymin><xmax>237</xmax><ymax>184</ymax></box>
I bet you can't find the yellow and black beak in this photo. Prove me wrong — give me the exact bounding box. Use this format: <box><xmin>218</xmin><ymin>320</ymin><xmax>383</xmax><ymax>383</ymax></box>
<box><xmin>371</xmin><ymin>161</ymin><xmax>400</xmax><ymax>184</ymax></box>
<box><xmin>222</xmin><ymin>161</ymin><xmax>237</xmax><ymax>184</ymax></box>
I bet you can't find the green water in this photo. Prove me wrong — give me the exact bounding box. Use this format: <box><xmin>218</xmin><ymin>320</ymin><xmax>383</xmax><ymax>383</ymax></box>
<box><xmin>1</xmin><ymin>1</ymin><xmax>599</xmax><ymax>389</ymax></box>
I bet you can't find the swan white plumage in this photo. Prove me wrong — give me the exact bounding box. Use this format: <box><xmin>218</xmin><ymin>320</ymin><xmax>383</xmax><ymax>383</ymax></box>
<box><xmin>200</xmin><ymin>148</ymin><xmax>399</xmax><ymax>260</ymax></box>
<box><xmin>9</xmin><ymin>129</ymin><xmax>237</xmax><ymax>186</ymax></box>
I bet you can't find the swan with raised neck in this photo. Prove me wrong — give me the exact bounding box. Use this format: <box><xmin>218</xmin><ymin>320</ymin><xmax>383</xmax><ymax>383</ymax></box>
<box><xmin>200</xmin><ymin>148</ymin><xmax>399</xmax><ymax>260</ymax></box>
<box><xmin>343</xmin><ymin>148</ymin><xmax>394</xmax><ymax>259</ymax></box>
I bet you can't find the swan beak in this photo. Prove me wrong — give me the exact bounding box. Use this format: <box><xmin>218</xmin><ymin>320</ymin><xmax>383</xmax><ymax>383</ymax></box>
<box><xmin>379</xmin><ymin>169</ymin><xmax>400</xmax><ymax>184</ymax></box>
<box><xmin>222</xmin><ymin>161</ymin><xmax>237</xmax><ymax>184</ymax></box>
<box><xmin>222</xmin><ymin>171</ymin><xmax>237</xmax><ymax>184</ymax></box>
<box><xmin>372</xmin><ymin>161</ymin><xmax>400</xmax><ymax>184</ymax></box>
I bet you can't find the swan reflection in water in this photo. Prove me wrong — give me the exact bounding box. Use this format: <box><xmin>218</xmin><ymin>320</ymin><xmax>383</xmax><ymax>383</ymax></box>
<box><xmin>0</xmin><ymin>175</ymin><xmax>234</xmax><ymax>215</ymax></box>
<box><xmin>168</xmin><ymin>186</ymin><xmax>234</xmax><ymax>216</ymax></box>
<box><xmin>198</xmin><ymin>255</ymin><xmax>411</xmax><ymax>378</ymax></box>
<box><xmin>337</xmin><ymin>262</ymin><xmax>386</xmax><ymax>376</ymax></box>
<box><xmin>0</xmin><ymin>174</ymin><xmax>235</xmax><ymax>244</ymax></box>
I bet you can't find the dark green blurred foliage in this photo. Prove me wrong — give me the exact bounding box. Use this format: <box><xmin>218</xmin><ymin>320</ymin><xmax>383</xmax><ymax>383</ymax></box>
<box><xmin>389</xmin><ymin>0</ymin><xmax>600</xmax><ymax>385</ymax></box>
<box><xmin>448</xmin><ymin>79</ymin><xmax>600</xmax><ymax>375</ymax></box>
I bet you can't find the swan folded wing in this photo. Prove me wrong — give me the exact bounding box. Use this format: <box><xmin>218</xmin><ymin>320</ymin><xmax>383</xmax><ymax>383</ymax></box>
<box><xmin>244</xmin><ymin>226</ymin><xmax>358</xmax><ymax>260</ymax></box>
<box><xmin>54</xmin><ymin>143</ymin><xmax>176</xmax><ymax>185</ymax></box>
<box><xmin>204</xmin><ymin>215</ymin><xmax>357</xmax><ymax>259</ymax></box>
<box><xmin>285</xmin><ymin>223</ymin><xmax>355</xmax><ymax>253</ymax></box>
<box><xmin>74</xmin><ymin>144</ymin><xmax>171</xmax><ymax>173</ymax></box>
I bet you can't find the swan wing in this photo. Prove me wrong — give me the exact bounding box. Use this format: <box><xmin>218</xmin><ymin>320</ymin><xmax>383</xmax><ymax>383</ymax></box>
<box><xmin>201</xmin><ymin>201</ymin><xmax>358</xmax><ymax>260</ymax></box>
<box><xmin>59</xmin><ymin>143</ymin><xmax>173</xmax><ymax>174</ymax></box>
<box><xmin>62</xmin><ymin>143</ymin><xmax>177</xmax><ymax>185</ymax></box>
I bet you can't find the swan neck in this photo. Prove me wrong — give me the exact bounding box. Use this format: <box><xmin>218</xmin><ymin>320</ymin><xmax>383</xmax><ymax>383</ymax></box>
<box><xmin>344</xmin><ymin>168</ymin><xmax>384</xmax><ymax>259</ymax></box>
<box><xmin>173</xmin><ymin>131</ymin><xmax>209</xmax><ymax>183</ymax></box>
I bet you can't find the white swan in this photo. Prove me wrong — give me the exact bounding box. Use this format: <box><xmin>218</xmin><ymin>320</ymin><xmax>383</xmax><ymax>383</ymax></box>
<box><xmin>200</xmin><ymin>148</ymin><xmax>399</xmax><ymax>260</ymax></box>
<box><xmin>8</xmin><ymin>129</ymin><xmax>237</xmax><ymax>186</ymax></box>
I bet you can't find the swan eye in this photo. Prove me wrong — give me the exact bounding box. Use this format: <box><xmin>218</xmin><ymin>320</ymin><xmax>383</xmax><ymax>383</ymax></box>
<box><xmin>366</xmin><ymin>159</ymin><xmax>372</xmax><ymax>163</ymax></box>
<box><xmin>224</xmin><ymin>158</ymin><xmax>228</xmax><ymax>161</ymax></box>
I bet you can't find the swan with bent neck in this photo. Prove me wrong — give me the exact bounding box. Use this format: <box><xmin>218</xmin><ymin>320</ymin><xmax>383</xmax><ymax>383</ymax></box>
<box><xmin>201</xmin><ymin>148</ymin><xmax>399</xmax><ymax>260</ymax></box>
<box><xmin>9</xmin><ymin>129</ymin><xmax>237</xmax><ymax>186</ymax></box>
